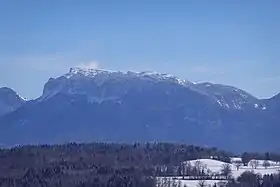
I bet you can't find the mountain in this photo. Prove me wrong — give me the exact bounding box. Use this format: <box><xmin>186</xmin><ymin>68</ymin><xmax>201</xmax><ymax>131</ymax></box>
<box><xmin>267</xmin><ymin>93</ymin><xmax>280</xmax><ymax>105</ymax></box>
<box><xmin>262</xmin><ymin>93</ymin><xmax>280</xmax><ymax>119</ymax></box>
<box><xmin>0</xmin><ymin>68</ymin><xmax>279</xmax><ymax>152</ymax></box>
<box><xmin>189</xmin><ymin>82</ymin><xmax>266</xmax><ymax>110</ymax></box>
<box><xmin>41</xmin><ymin>68</ymin><xmax>264</xmax><ymax>111</ymax></box>
<box><xmin>0</xmin><ymin>87</ymin><xmax>26</xmax><ymax>117</ymax></box>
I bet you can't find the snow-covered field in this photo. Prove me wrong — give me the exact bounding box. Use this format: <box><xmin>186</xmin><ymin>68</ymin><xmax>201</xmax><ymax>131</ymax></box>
<box><xmin>181</xmin><ymin>180</ymin><xmax>227</xmax><ymax>187</ymax></box>
<box><xmin>187</xmin><ymin>159</ymin><xmax>280</xmax><ymax>178</ymax></box>
<box><xmin>158</xmin><ymin>158</ymin><xmax>280</xmax><ymax>187</ymax></box>
<box><xmin>157</xmin><ymin>178</ymin><xmax>227</xmax><ymax>187</ymax></box>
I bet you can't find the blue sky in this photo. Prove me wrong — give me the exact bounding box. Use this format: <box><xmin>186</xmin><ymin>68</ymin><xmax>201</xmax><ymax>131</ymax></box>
<box><xmin>0</xmin><ymin>0</ymin><xmax>280</xmax><ymax>99</ymax></box>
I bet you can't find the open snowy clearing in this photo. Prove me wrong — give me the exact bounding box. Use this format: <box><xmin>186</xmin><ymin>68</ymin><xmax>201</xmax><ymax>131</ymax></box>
<box><xmin>158</xmin><ymin>159</ymin><xmax>280</xmax><ymax>187</ymax></box>
<box><xmin>157</xmin><ymin>178</ymin><xmax>227</xmax><ymax>187</ymax></box>
<box><xmin>187</xmin><ymin>159</ymin><xmax>280</xmax><ymax>178</ymax></box>
<box><xmin>231</xmin><ymin>157</ymin><xmax>280</xmax><ymax>166</ymax></box>
<box><xmin>180</xmin><ymin>180</ymin><xmax>227</xmax><ymax>187</ymax></box>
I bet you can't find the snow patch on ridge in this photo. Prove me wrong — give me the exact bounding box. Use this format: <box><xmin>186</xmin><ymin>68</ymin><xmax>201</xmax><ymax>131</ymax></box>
<box><xmin>254</xmin><ymin>103</ymin><xmax>267</xmax><ymax>110</ymax></box>
<box><xmin>40</xmin><ymin>68</ymin><xmax>270</xmax><ymax>111</ymax></box>
<box><xmin>64</xmin><ymin>67</ymin><xmax>191</xmax><ymax>86</ymax></box>
<box><xmin>18</xmin><ymin>95</ymin><xmax>27</xmax><ymax>101</ymax></box>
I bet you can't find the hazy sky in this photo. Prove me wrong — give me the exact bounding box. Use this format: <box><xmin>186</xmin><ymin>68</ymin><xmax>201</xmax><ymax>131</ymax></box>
<box><xmin>1</xmin><ymin>0</ymin><xmax>280</xmax><ymax>99</ymax></box>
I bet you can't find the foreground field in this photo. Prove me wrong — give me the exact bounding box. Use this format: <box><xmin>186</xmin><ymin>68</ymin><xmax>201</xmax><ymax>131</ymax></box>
<box><xmin>188</xmin><ymin>159</ymin><xmax>280</xmax><ymax>178</ymax></box>
<box><xmin>158</xmin><ymin>158</ymin><xmax>280</xmax><ymax>187</ymax></box>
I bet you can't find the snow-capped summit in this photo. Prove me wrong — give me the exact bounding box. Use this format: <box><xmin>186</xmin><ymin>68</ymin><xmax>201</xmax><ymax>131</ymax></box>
<box><xmin>0</xmin><ymin>69</ymin><xmax>280</xmax><ymax>151</ymax></box>
<box><xmin>40</xmin><ymin>68</ymin><xmax>267</xmax><ymax>111</ymax></box>
<box><xmin>0</xmin><ymin>87</ymin><xmax>26</xmax><ymax>116</ymax></box>
<box><xmin>65</xmin><ymin>67</ymin><xmax>119</xmax><ymax>78</ymax></box>
<box><xmin>64</xmin><ymin>67</ymin><xmax>190</xmax><ymax>85</ymax></box>
<box><xmin>41</xmin><ymin>68</ymin><xmax>193</xmax><ymax>100</ymax></box>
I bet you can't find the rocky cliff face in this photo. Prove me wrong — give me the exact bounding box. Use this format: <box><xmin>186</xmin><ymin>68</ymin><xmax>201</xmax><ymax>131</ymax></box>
<box><xmin>0</xmin><ymin>68</ymin><xmax>279</xmax><ymax>152</ymax></box>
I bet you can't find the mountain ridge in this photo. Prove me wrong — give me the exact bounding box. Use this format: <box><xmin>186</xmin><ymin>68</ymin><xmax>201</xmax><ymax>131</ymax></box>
<box><xmin>0</xmin><ymin>68</ymin><xmax>279</xmax><ymax>152</ymax></box>
<box><xmin>39</xmin><ymin>68</ymin><xmax>270</xmax><ymax>111</ymax></box>
<box><xmin>5</xmin><ymin>68</ymin><xmax>278</xmax><ymax>101</ymax></box>
<box><xmin>0</xmin><ymin>87</ymin><xmax>26</xmax><ymax>116</ymax></box>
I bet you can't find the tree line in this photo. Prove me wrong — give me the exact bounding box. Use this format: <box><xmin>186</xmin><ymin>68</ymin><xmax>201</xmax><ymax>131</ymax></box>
<box><xmin>0</xmin><ymin>142</ymin><xmax>279</xmax><ymax>187</ymax></box>
<box><xmin>0</xmin><ymin>142</ymin><xmax>230</xmax><ymax>187</ymax></box>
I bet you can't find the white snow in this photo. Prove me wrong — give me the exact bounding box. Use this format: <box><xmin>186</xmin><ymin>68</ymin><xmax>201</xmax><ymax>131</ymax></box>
<box><xmin>216</xmin><ymin>100</ymin><xmax>223</xmax><ymax>106</ymax></box>
<box><xmin>232</xmin><ymin>100</ymin><xmax>242</xmax><ymax>110</ymax></box>
<box><xmin>216</xmin><ymin>96</ymin><xmax>230</xmax><ymax>109</ymax></box>
<box><xmin>231</xmin><ymin>157</ymin><xmax>242</xmax><ymax>162</ymax></box>
<box><xmin>66</xmin><ymin>67</ymin><xmax>119</xmax><ymax>78</ymax></box>
<box><xmin>158</xmin><ymin>159</ymin><xmax>280</xmax><ymax>187</ymax></box>
<box><xmin>187</xmin><ymin>159</ymin><xmax>226</xmax><ymax>174</ymax></box>
<box><xmin>179</xmin><ymin>180</ymin><xmax>226</xmax><ymax>187</ymax></box>
<box><xmin>248</xmin><ymin>159</ymin><xmax>279</xmax><ymax>167</ymax></box>
<box><xmin>185</xmin><ymin>159</ymin><xmax>279</xmax><ymax>178</ymax></box>
<box><xmin>254</xmin><ymin>103</ymin><xmax>267</xmax><ymax>110</ymax></box>
<box><xmin>64</xmin><ymin>67</ymin><xmax>191</xmax><ymax>86</ymax></box>
<box><xmin>157</xmin><ymin>178</ymin><xmax>227</xmax><ymax>187</ymax></box>
<box><xmin>18</xmin><ymin>94</ymin><xmax>27</xmax><ymax>101</ymax></box>
<box><xmin>46</xmin><ymin>67</ymin><xmax>271</xmax><ymax>112</ymax></box>
<box><xmin>191</xmin><ymin>180</ymin><xmax>225</xmax><ymax>187</ymax></box>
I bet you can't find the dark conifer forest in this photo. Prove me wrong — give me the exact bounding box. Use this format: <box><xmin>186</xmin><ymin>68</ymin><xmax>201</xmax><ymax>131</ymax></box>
<box><xmin>0</xmin><ymin>142</ymin><xmax>280</xmax><ymax>187</ymax></box>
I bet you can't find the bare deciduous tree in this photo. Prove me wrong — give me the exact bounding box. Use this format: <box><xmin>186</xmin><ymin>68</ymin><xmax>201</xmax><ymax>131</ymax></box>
<box><xmin>185</xmin><ymin>161</ymin><xmax>192</xmax><ymax>176</ymax></box>
<box><xmin>197</xmin><ymin>180</ymin><xmax>206</xmax><ymax>187</ymax></box>
<box><xmin>235</xmin><ymin>160</ymin><xmax>243</xmax><ymax>171</ymax></box>
<box><xmin>263</xmin><ymin>160</ymin><xmax>270</xmax><ymax>169</ymax></box>
<box><xmin>195</xmin><ymin>161</ymin><xmax>202</xmax><ymax>171</ymax></box>
<box><xmin>157</xmin><ymin>177</ymin><xmax>182</xmax><ymax>187</ymax></box>
<box><xmin>194</xmin><ymin>160</ymin><xmax>206</xmax><ymax>176</ymax></box>
<box><xmin>249</xmin><ymin>160</ymin><xmax>260</xmax><ymax>169</ymax></box>
<box><xmin>220</xmin><ymin>164</ymin><xmax>232</xmax><ymax>179</ymax></box>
